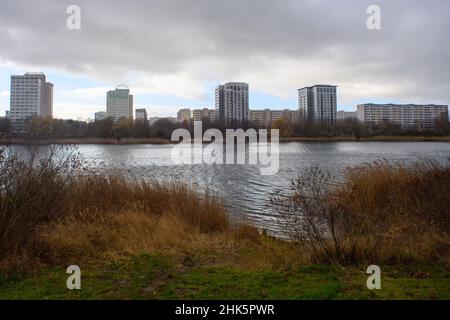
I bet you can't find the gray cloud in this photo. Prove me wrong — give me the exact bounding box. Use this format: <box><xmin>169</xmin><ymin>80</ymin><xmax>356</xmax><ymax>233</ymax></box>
<box><xmin>1</xmin><ymin>0</ymin><xmax>449</xmax><ymax>104</ymax></box>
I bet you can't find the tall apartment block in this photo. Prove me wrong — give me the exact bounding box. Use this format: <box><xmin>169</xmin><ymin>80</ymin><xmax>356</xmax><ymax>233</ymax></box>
<box><xmin>357</xmin><ymin>103</ymin><xmax>449</xmax><ymax>130</ymax></box>
<box><xmin>215</xmin><ymin>82</ymin><xmax>249</xmax><ymax>126</ymax></box>
<box><xmin>177</xmin><ymin>108</ymin><xmax>192</xmax><ymax>123</ymax></box>
<box><xmin>106</xmin><ymin>85</ymin><xmax>133</xmax><ymax>121</ymax></box>
<box><xmin>9</xmin><ymin>72</ymin><xmax>53</xmax><ymax>133</ymax></box>
<box><xmin>298</xmin><ymin>85</ymin><xmax>337</xmax><ymax>125</ymax></box>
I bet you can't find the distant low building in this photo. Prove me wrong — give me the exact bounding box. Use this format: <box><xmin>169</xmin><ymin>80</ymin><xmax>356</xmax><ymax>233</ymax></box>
<box><xmin>249</xmin><ymin>109</ymin><xmax>272</xmax><ymax>127</ymax></box>
<box><xmin>357</xmin><ymin>103</ymin><xmax>449</xmax><ymax>130</ymax></box>
<box><xmin>94</xmin><ymin>111</ymin><xmax>107</xmax><ymax>122</ymax></box>
<box><xmin>249</xmin><ymin>109</ymin><xmax>298</xmax><ymax>127</ymax></box>
<box><xmin>177</xmin><ymin>108</ymin><xmax>192</xmax><ymax>123</ymax></box>
<box><xmin>192</xmin><ymin>108</ymin><xmax>215</xmax><ymax>122</ymax></box>
<box><xmin>337</xmin><ymin>110</ymin><xmax>357</xmax><ymax>121</ymax></box>
<box><xmin>135</xmin><ymin>108</ymin><xmax>148</xmax><ymax>124</ymax></box>
<box><xmin>149</xmin><ymin>117</ymin><xmax>177</xmax><ymax>126</ymax></box>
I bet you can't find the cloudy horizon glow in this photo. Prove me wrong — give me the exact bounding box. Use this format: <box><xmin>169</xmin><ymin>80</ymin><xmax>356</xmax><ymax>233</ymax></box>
<box><xmin>1</xmin><ymin>0</ymin><xmax>449</xmax><ymax>120</ymax></box>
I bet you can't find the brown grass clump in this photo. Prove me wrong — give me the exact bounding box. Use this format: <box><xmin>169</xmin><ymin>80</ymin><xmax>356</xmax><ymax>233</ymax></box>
<box><xmin>272</xmin><ymin>160</ymin><xmax>450</xmax><ymax>266</ymax></box>
<box><xmin>0</xmin><ymin>145</ymin><xmax>235</xmax><ymax>273</ymax></box>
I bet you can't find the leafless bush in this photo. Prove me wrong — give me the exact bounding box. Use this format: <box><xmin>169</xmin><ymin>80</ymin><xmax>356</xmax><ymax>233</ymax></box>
<box><xmin>271</xmin><ymin>160</ymin><xmax>450</xmax><ymax>265</ymax></box>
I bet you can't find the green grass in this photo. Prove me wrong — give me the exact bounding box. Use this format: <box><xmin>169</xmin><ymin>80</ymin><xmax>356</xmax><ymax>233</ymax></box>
<box><xmin>161</xmin><ymin>264</ymin><xmax>340</xmax><ymax>300</ymax></box>
<box><xmin>0</xmin><ymin>254</ymin><xmax>449</xmax><ymax>300</ymax></box>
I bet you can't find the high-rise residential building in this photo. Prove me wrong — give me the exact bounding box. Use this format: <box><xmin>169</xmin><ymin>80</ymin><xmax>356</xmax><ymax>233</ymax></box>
<box><xmin>357</xmin><ymin>103</ymin><xmax>449</xmax><ymax>130</ymax></box>
<box><xmin>249</xmin><ymin>109</ymin><xmax>299</xmax><ymax>127</ymax></box>
<box><xmin>193</xmin><ymin>108</ymin><xmax>215</xmax><ymax>122</ymax></box>
<box><xmin>337</xmin><ymin>110</ymin><xmax>357</xmax><ymax>121</ymax></box>
<box><xmin>298</xmin><ymin>85</ymin><xmax>337</xmax><ymax>125</ymax></box>
<box><xmin>177</xmin><ymin>108</ymin><xmax>192</xmax><ymax>123</ymax></box>
<box><xmin>106</xmin><ymin>85</ymin><xmax>133</xmax><ymax>121</ymax></box>
<box><xmin>215</xmin><ymin>82</ymin><xmax>249</xmax><ymax>125</ymax></box>
<box><xmin>9</xmin><ymin>72</ymin><xmax>53</xmax><ymax>133</ymax></box>
<box><xmin>135</xmin><ymin>108</ymin><xmax>148</xmax><ymax>122</ymax></box>
<box><xmin>94</xmin><ymin>111</ymin><xmax>107</xmax><ymax>122</ymax></box>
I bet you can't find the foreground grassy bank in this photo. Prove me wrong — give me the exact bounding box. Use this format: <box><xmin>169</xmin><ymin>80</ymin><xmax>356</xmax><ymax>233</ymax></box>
<box><xmin>0</xmin><ymin>145</ymin><xmax>449</xmax><ymax>299</ymax></box>
<box><xmin>2</xmin><ymin>253</ymin><xmax>449</xmax><ymax>300</ymax></box>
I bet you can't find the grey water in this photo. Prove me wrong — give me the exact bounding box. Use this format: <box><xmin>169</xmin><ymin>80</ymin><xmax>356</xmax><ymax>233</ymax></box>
<box><xmin>76</xmin><ymin>142</ymin><xmax>450</xmax><ymax>234</ymax></box>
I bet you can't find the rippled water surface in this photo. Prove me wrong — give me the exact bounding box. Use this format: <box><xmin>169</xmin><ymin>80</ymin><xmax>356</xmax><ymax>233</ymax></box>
<box><xmin>76</xmin><ymin>142</ymin><xmax>450</xmax><ymax>233</ymax></box>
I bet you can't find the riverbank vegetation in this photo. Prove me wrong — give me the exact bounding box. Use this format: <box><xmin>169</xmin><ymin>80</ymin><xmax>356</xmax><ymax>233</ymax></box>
<box><xmin>0</xmin><ymin>145</ymin><xmax>449</xmax><ymax>299</ymax></box>
<box><xmin>1</xmin><ymin>115</ymin><xmax>449</xmax><ymax>142</ymax></box>
<box><xmin>271</xmin><ymin>160</ymin><xmax>450</xmax><ymax>266</ymax></box>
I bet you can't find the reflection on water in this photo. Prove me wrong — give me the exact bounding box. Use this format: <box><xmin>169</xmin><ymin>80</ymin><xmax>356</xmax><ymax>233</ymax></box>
<box><xmin>76</xmin><ymin>142</ymin><xmax>450</xmax><ymax>234</ymax></box>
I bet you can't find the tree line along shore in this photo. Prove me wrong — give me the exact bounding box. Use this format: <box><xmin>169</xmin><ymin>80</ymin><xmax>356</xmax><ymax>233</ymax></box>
<box><xmin>0</xmin><ymin>115</ymin><xmax>450</xmax><ymax>144</ymax></box>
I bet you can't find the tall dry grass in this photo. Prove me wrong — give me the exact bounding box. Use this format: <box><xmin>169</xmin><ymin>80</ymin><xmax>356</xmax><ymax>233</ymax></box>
<box><xmin>272</xmin><ymin>160</ymin><xmax>450</xmax><ymax>265</ymax></box>
<box><xmin>0</xmin><ymin>145</ymin><xmax>231</xmax><ymax>272</ymax></box>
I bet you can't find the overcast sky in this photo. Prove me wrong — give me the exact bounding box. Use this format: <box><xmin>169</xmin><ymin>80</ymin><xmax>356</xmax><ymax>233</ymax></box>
<box><xmin>1</xmin><ymin>0</ymin><xmax>449</xmax><ymax>119</ymax></box>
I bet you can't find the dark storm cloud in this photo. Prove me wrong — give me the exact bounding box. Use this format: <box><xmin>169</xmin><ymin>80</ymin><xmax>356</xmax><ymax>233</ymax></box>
<box><xmin>0</xmin><ymin>0</ymin><xmax>449</xmax><ymax>103</ymax></box>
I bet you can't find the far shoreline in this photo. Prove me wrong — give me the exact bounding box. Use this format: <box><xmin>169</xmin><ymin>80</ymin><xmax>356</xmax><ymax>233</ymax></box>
<box><xmin>1</xmin><ymin>135</ymin><xmax>450</xmax><ymax>145</ymax></box>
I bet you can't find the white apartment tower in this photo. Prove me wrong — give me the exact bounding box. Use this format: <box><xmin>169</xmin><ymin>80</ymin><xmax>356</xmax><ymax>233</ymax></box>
<box><xmin>298</xmin><ymin>85</ymin><xmax>337</xmax><ymax>125</ymax></box>
<box><xmin>9</xmin><ymin>72</ymin><xmax>53</xmax><ymax>133</ymax></box>
<box><xmin>106</xmin><ymin>85</ymin><xmax>133</xmax><ymax>121</ymax></box>
<box><xmin>215</xmin><ymin>82</ymin><xmax>249</xmax><ymax>125</ymax></box>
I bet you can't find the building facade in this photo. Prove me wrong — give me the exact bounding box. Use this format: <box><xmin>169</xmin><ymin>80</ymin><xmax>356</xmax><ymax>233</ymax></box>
<box><xmin>298</xmin><ymin>85</ymin><xmax>337</xmax><ymax>125</ymax></box>
<box><xmin>149</xmin><ymin>117</ymin><xmax>177</xmax><ymax>126</ymax></box>
<box><xmin>249</xmin><ymin>109</ymin><xmax>298</xmax><ymax>127</ymax></box>
<box><xmin>94</xmin><ymin>111</ymin><xmax>107</xmax><ymax>122</ymax></box>
<box><xmin>249</xmin><ymin>109</ymin><xmax>272</xmax><ymax>127</ymax></box>
<box><xmin>337</xmin><ymin>110</ymin><xmax>357</xmax><ymax>121</ymax></box>
<box><xmin>135</xmin><ymin>108</ymin><xmax>148</xmax><ymax>123</ymax></box>
<box><xmin>177</xmin><ymin>108</ymin><xmax>192</xmax><ymax>123</ymax></box>
<box><xmin>357</xmin><ymin>104</ymin><xmax>449</xmax><ymax>130</ymax></box>
<box><xmin>215</xmin><ymin>82</ymin><xmax>249</xmax><ymax>125</ymax></box>
<box><xmin>9</xmin><ymin>72</ymin><xmax>53</xmax><ymax>133</ymax></box>
<box><xmin>192</xmin><ymin>108</ymin><xmax>215</xmax><ymax>122</ymax></box>
<box><xmin>106</xmin><ymin>86</ymin><xmax>133</xmax><ymax>121</ymax></box>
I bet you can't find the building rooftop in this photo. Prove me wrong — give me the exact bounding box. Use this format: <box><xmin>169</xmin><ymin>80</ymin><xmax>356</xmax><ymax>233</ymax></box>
<box><xmin>298</xmin><ymin>85</ymin><xmax>337</xmax><ymax>90</ymax></box>
<box><xmin>359</xmin><ymin>103</ymin><xmax>448</xmax><ymax>107</ymax></box>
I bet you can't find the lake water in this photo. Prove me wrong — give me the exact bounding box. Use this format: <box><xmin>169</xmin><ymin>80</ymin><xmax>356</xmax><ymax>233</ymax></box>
<box><xmin>77</xmin><ymin>142</ymin><xmax>450</xmax><ymax>234</ymax></box>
